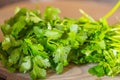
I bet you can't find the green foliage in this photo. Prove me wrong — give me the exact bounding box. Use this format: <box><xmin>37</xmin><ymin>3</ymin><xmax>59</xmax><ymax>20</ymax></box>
<box><xmin>0</xmin><ymin>1</ymin><xmax>120</xmax><ymax>79</ymax></box>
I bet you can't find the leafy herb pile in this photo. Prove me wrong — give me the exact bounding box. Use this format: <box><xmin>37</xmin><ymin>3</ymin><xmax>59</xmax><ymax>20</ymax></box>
<box><xmin>0</xmin><ymin>1</ymin><xmax>120</xmax><ymax>80</ymax></box>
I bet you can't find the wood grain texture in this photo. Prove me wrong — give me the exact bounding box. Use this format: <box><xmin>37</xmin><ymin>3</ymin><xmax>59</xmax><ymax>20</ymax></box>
<box><xmin>0</xmin><ymin>1</ymin><xmax>120</xmax><ymax>80</ymax></box>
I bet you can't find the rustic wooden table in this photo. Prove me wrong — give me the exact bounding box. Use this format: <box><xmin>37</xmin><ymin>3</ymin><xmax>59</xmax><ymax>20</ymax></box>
<box><xmin>0</xmin><ymin>1</ymin><xmax>120</xmax><ymax>80</ymax></box>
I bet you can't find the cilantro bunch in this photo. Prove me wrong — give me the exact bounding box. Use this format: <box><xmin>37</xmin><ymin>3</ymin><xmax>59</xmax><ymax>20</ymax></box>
<box><xmin>0</xmin><ymin>1</ymin><xmax>120</xmax><ymax>80</ymax></box>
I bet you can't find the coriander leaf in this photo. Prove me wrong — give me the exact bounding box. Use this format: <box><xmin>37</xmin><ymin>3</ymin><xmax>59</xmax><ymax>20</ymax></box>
<box><xmin>33</xmin><ymin>26</ymin><xmax>45</xmax><ymax>38</ymax></box>
<box><xmin>70</xmin><ymin>24</ymin><xmax>78</xmax><ymax>33</ymax></box>
<box><xmin>68</xmin><ymin>31</ymin><xmax>79</xmax><ymax>48</ymax></box>
<box><xmin>1</xmin><ymin>24</ymin><xmax>12</xmax><ymax>35</ymax></box>
<box><xmin>2</xmin><ymin>36</ymin><xmax>11</xmax><ymax>50</ymax></box>
<box><xmin>56</xmin><ymin>63</ymin><xmax>63</xmax><ymax>74</ymax></box>
<box><xmin>88</xmin><ymin>65</ymin><xmax>105</xmax><ymax>77</ymax></box>
<box><xmin>11</xmin><ymin>16</ymin><xmax>26</xmax><ymax>38</ymax></box>
<box><xmin>44</xmin><ymin>6</ymin><xmax>60</xmax><ymax>21</ymax></box>
<box><xmin>26</xmin><ymin>11</ymin><xmax>42</xmax><ymax>23</ymax></box>
<box><xmin>97</xmin><ymin>40</ymin><xmax>106</xmax><ymax>49</ymax></box>
<box><xmin>76</xmin><ymin>31</ymin><xmax>87</xmax><ymax>45</ymax></box>
<box><xmin>33</xmin><ymin>55</ymin><xmax>50</xmax><ymax>68</ymax></box>
<box><xmin>44</xmin><ymin>30</ymin><xmax>63</xmax><ymax>40</ymax></box>
<box><xmin>30</xmin><ymin>63</ymin><xmax>46</xmax><ymax>80</ymax></box>
<box><xmin>46</xmin><ymin>41</ymin><xmax>57</xmax><ymax>52</ymax></box>
<box><xmin>7</xmin><ymin>48</ymin><xmax>21</xmax><ymax>67</ymax></box>
<box><xmin>20</xmin><ymin>56</ymin><xmax>31</xmax><ymax>73</ymax></box>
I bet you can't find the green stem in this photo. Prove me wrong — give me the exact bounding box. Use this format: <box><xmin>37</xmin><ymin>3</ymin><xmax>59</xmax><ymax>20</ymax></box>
<box><xmin>103</xmin><ymin>1</ymin><xmax>120</xmax><ymax>19</ymax></box>
<box><xmin>79</xmin><ymin>9</ymin><xmax>95</xmax><ymax>22</ymax></box>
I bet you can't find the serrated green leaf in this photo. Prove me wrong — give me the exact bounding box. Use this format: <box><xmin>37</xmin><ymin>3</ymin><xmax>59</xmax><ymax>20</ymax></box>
<box><xmin>30</xmin><ymin>64</ymin><xmax>46</xmax><ymax>80</ymax></box>
<box><xmin>20</xmin><ymin>56</ymin><xmax>31</xmax><ymax>73</ymax></box>
<box><xmin>44</xmin><ymin>30</ymin><xmax>63</xmax><ymax>40</ymax></box>
<box><xmin>56</xmin><ymin>63</ymin><xmax>63</xmax><ymax>74</ymax></box>
<box><xmin>34</xmin><ymin>55</ymin><xmax>50</xmax><ymax>68</ymax></box>
<box><xmin>8</xmin><ymin>48</ymin><xmax>21</xmax><ymax>66</ymax></box>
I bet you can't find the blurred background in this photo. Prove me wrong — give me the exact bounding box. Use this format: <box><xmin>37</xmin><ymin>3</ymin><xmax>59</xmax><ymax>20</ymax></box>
<box><xmin>0</xmin><ymin>0</ymin><xmax>119</xmax><ymax>24</ymax></box>
<box><xmin>0</xmin><ymin>0</ymin><xmax>119</xmax><ymax>7</ymax></box>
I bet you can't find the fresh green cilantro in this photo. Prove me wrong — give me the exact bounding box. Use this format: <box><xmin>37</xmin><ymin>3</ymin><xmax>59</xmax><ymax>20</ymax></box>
<box><xmin>0</xmin><ymin>1</ymin><xmax>120</xmax><ymax>80</ymax></box>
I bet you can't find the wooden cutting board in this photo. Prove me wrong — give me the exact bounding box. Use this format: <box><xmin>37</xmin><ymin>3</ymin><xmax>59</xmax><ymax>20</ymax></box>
<box><xmin>0</xmin><ymin>1</ymin><xmax>120</xmax><ymax>80</ymax></box>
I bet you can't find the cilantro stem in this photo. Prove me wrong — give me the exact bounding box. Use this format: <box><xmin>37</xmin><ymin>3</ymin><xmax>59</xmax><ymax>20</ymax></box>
<box><xmin>79</xmin><ymin>9</ymin><xmax>95</xmax><ymax>22</ymax></box>
<box><xmin>103</xmin><ymin>1</ymin><xmax>120</xmax><ymax>19</ymax></box>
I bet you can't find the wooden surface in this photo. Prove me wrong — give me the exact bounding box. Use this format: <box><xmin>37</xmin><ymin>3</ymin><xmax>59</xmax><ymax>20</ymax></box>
<box><xmin>0</xmin><ymin>1</ymin><xmax>120</xmax><ymax>80</ymax></box>
<box><xmin>0</xmin><ymin>1</ymin><xmax>120</xmax><ymax>24</ymax></box>
<box><xmin>0</xmin><ymin>0</ymin><xmax>26</xmax><ymax>7</ymax></box>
